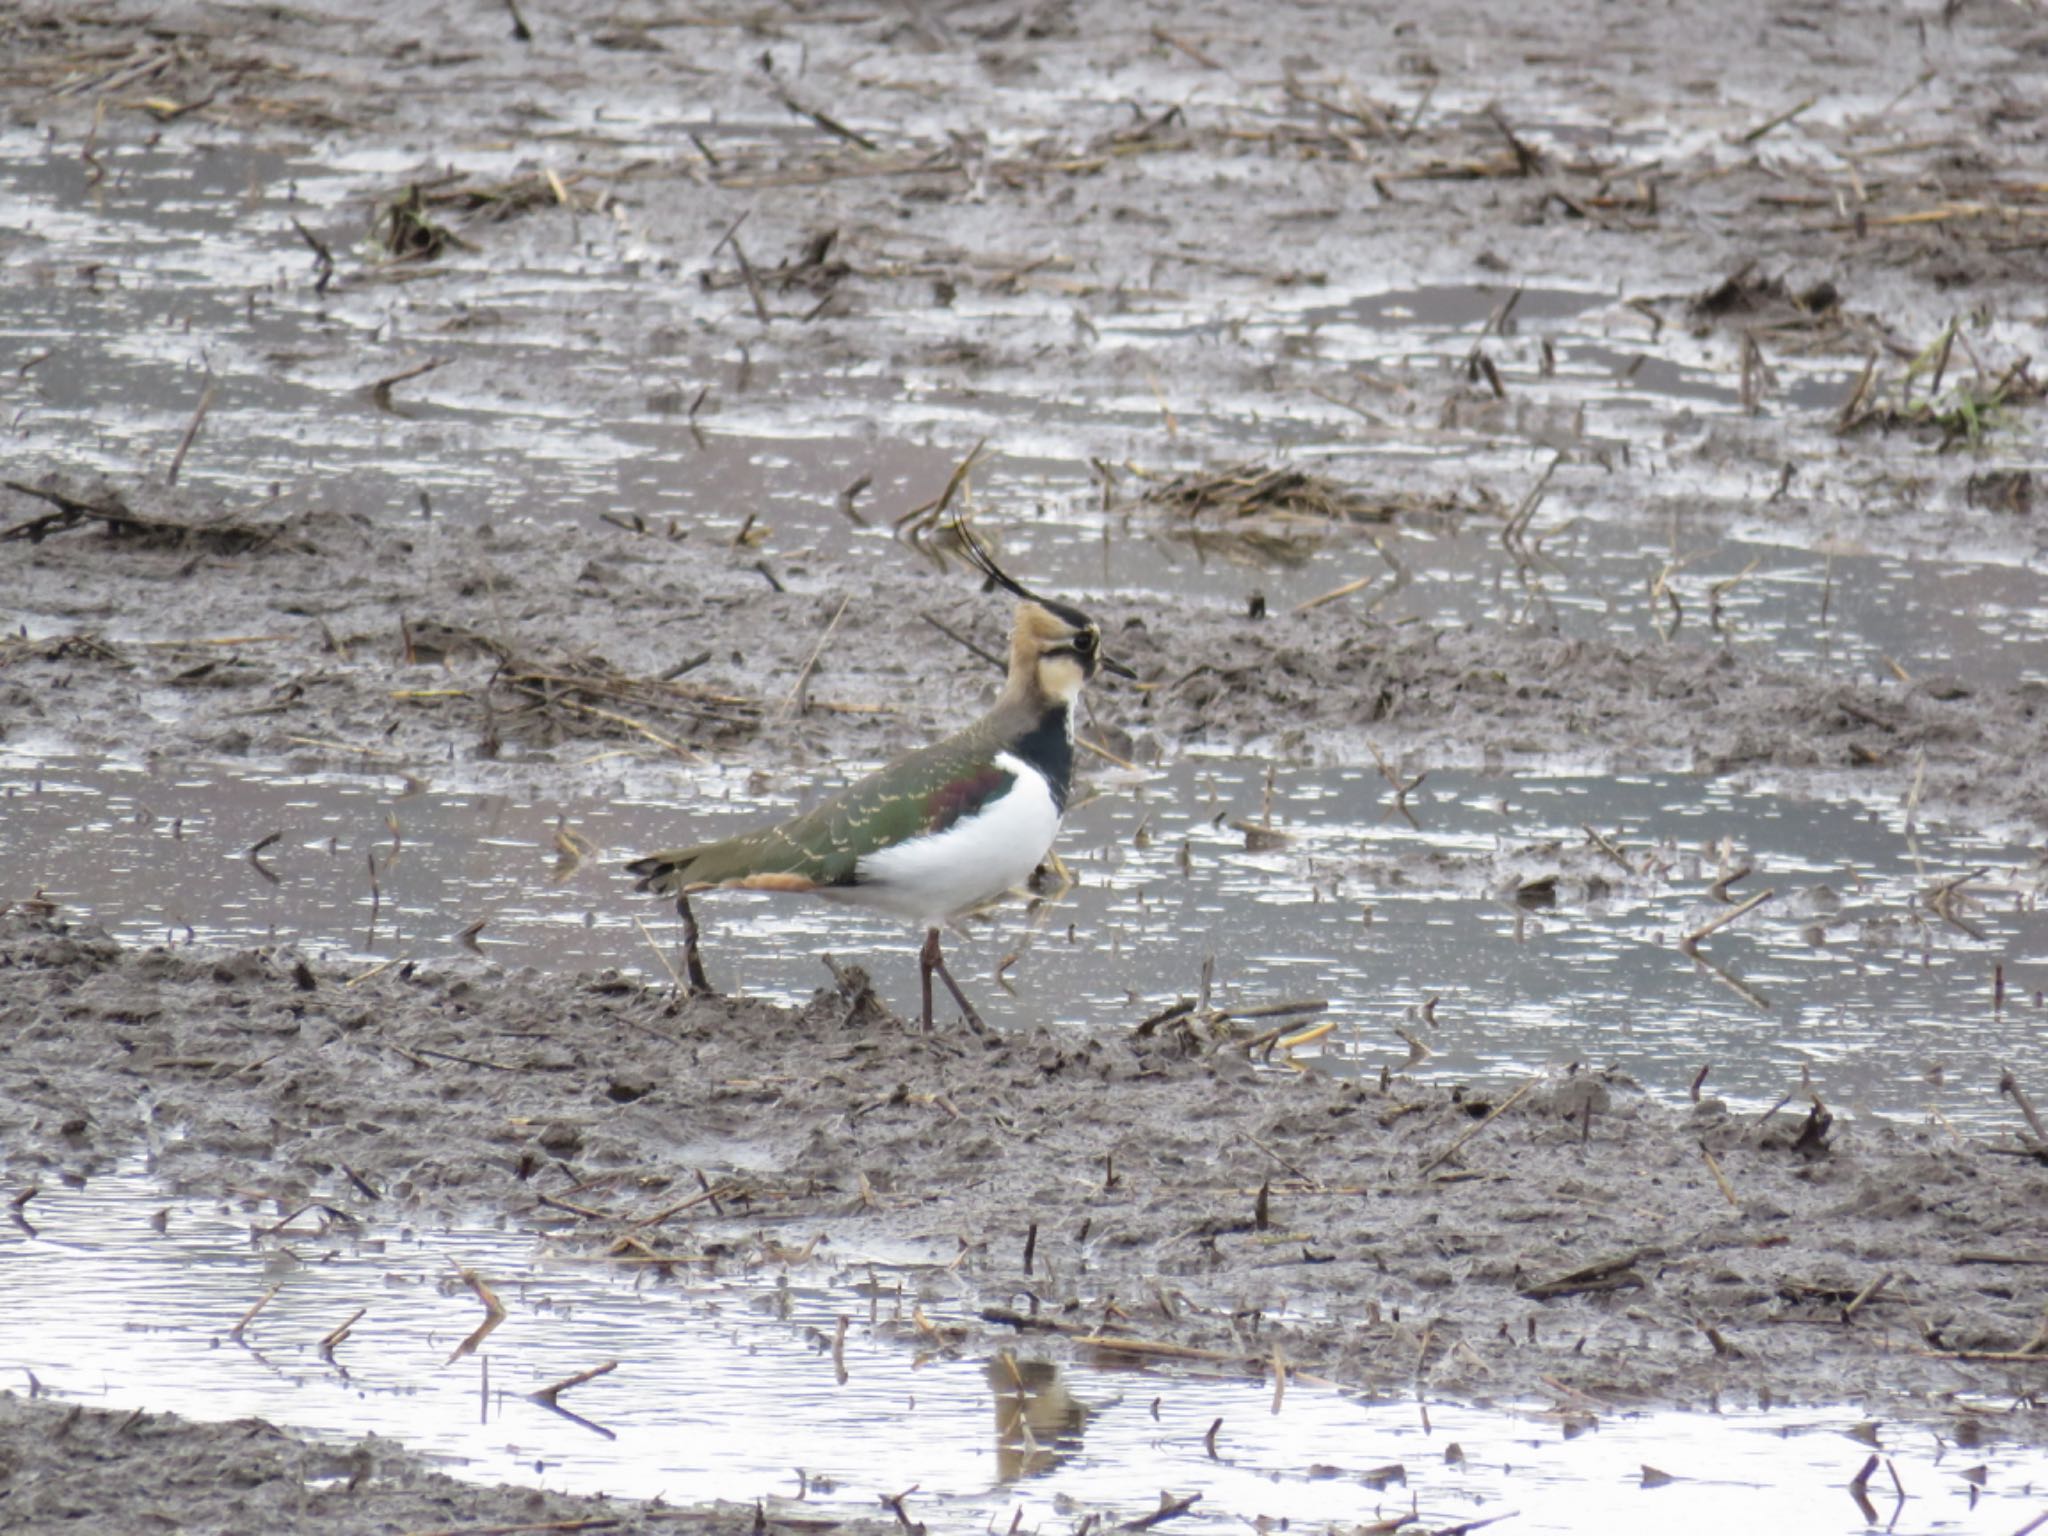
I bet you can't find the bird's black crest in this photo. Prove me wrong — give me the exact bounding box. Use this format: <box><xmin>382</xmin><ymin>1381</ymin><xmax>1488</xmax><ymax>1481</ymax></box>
<box><xmin>952</xmin><ymin>514</ymin><xmax>1094</xmax><ymax>630</ymax></box>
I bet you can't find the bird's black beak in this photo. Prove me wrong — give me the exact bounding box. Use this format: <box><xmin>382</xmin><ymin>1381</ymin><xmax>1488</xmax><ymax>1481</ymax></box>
<box><xmin>1098</xmin><ymin>652</ymin><xmax>1137</xmax><ymax>680</ymax></box>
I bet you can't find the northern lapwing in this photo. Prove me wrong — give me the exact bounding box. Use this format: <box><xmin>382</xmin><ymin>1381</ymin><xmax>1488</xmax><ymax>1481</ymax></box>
<box><xmin>626</xmin><ymin>521</ymin><xmax>1132</xmax><ymax>1028</ymax></box>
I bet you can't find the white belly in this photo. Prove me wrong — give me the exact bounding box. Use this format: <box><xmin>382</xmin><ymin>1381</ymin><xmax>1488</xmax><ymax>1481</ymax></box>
<box><xmin>850</xmin><ymin>752</ymin><xmax>1061</xmax><ymax>926</ymax></box>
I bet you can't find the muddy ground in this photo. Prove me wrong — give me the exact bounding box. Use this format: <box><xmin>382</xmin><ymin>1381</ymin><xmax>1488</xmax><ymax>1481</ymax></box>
<box><xmin>4</xmin><ymin>0</ymin><xmax>2048</xmax><ymax>1528</ymax></box>
<box><xmin>0</xmin><ymin>1389</ymin><xmax>869</xmax><ymax>1536</ymax></box>
<box><xmin>7</xmin><ymin>912</ymin><xmax>2048</xmax><ymax>1488</ymax></box>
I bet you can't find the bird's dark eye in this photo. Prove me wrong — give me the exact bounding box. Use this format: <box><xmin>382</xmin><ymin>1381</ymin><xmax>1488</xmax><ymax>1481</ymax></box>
<box><xmin>1073</xmin><ymin>630</ymin><xmax>1098</xmax><ymax>654</ymax></box>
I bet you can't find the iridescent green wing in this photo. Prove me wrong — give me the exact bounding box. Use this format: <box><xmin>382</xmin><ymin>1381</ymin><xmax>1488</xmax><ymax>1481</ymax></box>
<box><xmin>681</xmin><ymin>728</ymin><xmax>1014</xmax><ymax>887</ymax></box>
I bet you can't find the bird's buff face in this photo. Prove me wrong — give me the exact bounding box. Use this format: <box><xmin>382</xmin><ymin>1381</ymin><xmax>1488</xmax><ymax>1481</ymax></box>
<box><xmin>1036</xmin><ymin>647</ymin><xmax>1091</xmax><ymax>705</ymax></box>
<box><xmin>1014</xmin><ymin>599</ymin><xmax>1129</xmax><ymax>704</ymax></box>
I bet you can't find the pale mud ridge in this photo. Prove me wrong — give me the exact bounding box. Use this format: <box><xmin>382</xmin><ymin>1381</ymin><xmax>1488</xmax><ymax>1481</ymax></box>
<box><xmin>0</xmin><ymin>1392</ymin><xmax>882</xmax><ymax>1536</ymax></box>
<box><xmin>6</xmin><ymin>914</ymin><xmax>2048</xmax><ymax>1451</ymax></box>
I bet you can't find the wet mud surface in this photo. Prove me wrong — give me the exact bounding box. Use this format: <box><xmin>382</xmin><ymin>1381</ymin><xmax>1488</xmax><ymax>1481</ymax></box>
<box><xmin>6</xmin><ymin>914</ymin><xmax>2048</xmax><ymax>1446</ymax></box>
<box><xmin>4</xmin><ymin>0</ymin><xmax>2048</xmax><ymax>1527</ymax></box>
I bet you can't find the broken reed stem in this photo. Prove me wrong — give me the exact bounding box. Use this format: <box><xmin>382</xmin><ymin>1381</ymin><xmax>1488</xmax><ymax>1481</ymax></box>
<box><xmin>1236</xmin><ymin>1130</ymin><xmax>1318</xmax><ymax>1187</ymax></box>
<box><xmin>1583</xmin><ymin>823</ymin><xmax>1632</xmax><ymax>871</ymax></box>
<box><xmin>1421</xmin><ymin>1077</ymin><xmax>1537</xmax><ymax>1175</ymax></box>
<box><xmin>1276</xmin><ymin>1018</ymin><xmax>1335</xmax><ymax>1053</ymax></box>
<box><xmin>1841</xmin><ymin>1269</ymin><xmax>1894</xmax><ymax>1323</ymax></box>
<box><xmin>283</xmin><ymin>734</ymin><xmax>404</xmax><ymax>762</ymax></box>
<box><xmin>1294</xmin><ymin>574</ymin><xmax>1373</xmax><ymax>613</ymax></box>
<box><xmin>1078</xmin><ymin>733</ymin><xmax>1139</xmax><ymax>771</ymax></box>
<box><xmin>1681</xmin><ymin>887</ymin><xmax>1775</xmax><ymax>948</ymax></box>
<box><xmin>364</xmin><ymin>847</ymin><xmax>382</xmax><ymax>948</ymax></box>
<box><xmin>920</xmin><ymin>610</ymin><xmax>1006</xmax><ymax>672</ymax></box>
<box><xmin>625</xmin><ymin>1181</ymin><xmax>730</xmax><ymax>1231</ymax></box>
<box><xmin>1119</xmin><ymin>1493</ymin><xmax>1202</xmax><ymax>1532</ymax></box>
<box><xmin>2000</xmin><ymin>1070</ymin><xmax>2048</xmax><ymax>1145</ymax></box>
<box><xmin>896</xmin><ymin>438</ymin><xmax>988</xmax><ymax>531</ymax></box>
<box><xmin>368</xmin><ymin>357</ymin><xmax>442</xmax><ymax>409</ymax></box>
<box><xmin>166</xmin><ymin>380</ymin><xmax>215</xmax><ymax>486</ymax></box>
<box><xmin>1917</xmin><ymin>1349</ymin><xmax>2048</xmax><ymax>1364</ymax></box>
<box><xmin>1738</xmin><ymin>93</ymin><xmax>1818</xmax><ymax>145</ymax></box>
<box><xmin>467</xmin><ymin>1270</ymin><xmax>507</xmax><ymax>1318</ymax></box>
<box><xmin>504</xmin><ymin>685</ymin><xmax>703</xmax><ymax>762</ymax></box>
<box><xmin>343</xmin><ymin>956</ymin><xmax>402</xmax><ymax>988</ymax></box>
<box><xmin>776</xmin><ymin>593</ymin><xmax>851</xmax><ymax>720</ymax></box>
<box><xmin>535</xmin><ymin>1192</ymin><xmax>612</xmax><ymax>1221</ymax></box>
<box><xmin>318</xmin><ymin>1307</ymin><xmax>365</xmax><ymax>1357</ymax></box>
<box><xmin>881</xmin><ymin>1487</ymin><xmax>921</xmax><ymax>1532</ymax></box>
<box><xmin>228</xmin><ymin>1283</ymin><xmax>281</xmax><ymax>1340</ymax></box>
<box><xmin>1365</xmin><ymin>739</ymin><xmax>1425</xmax><ymax>809</ymax></box>
<box><xmin>1701</xmin><ymin>1144</ymin><xmax>1739</xmax><ymax>1208</ymax></box>
<box><xmin>1079</xmin><ymin>1333</ymin><xmax>1257</xmax><ymax>1365</ymax></box>
<box><xmin>399</xmin><ymin>1518</ymin><xmax>621</xmax><ymax>1536</ymax></box>
<box><xmin>632</xmin><ymin>916</ymin><xmax>681</xmax><ymax>988</ymax></box>
<box><xmin>1706</xmin><ymin>864</ymin><xmax>1753</xmax><ymax>904</ymax></box>
<box><xmin>446</xmin><ymin>1268</ymin><xmax>508</xmax><ymax>1364</ymax></box>
<box><xmin>728</xmin><ymin>235</ymin><xmax>770</xmax><ymax>327</ymax></box>
<box><xmin>530</xmin><ymin>1359</ymin><xmax>618</xmax><ymax>1404</ymax></box>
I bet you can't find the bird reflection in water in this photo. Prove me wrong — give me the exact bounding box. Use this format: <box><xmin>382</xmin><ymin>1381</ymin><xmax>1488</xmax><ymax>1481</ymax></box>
<box><xmin>988</xmin><ymin>1351</ymin><xmax>1089</xmax><ymax>1481</ymax></box>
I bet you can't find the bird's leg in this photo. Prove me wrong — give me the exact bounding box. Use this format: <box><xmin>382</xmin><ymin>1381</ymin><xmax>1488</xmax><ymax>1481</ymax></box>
<box><xmin>676</xmin><ymin>894</ymin><xmax>716</xmax><ymax>997</ymax></box>
<box><xmin>919</xmin><ymin>926</ymin><xmax>939</xmax><ymax>1030</ymax></box>
<box><xmin>922</xmin><ymin>925</ymin><xmax>986</xmax><ymax>1032</ymax></box>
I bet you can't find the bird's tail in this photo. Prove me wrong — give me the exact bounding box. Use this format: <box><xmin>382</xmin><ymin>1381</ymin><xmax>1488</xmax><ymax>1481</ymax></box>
<box><xmin>624</xmin><ymin>850</ymin><xmax>697</xmax><ymax>896</ymax></box>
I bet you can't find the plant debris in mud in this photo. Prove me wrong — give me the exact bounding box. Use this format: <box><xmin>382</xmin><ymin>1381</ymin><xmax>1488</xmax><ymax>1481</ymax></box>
<box><xmin>385</xmin><ymin>621</ymin><xmax>829</xmax><ymax>758</ymax></box>
<box><xmin>0</xmin><ymin>479</ymin><xmax>306</xmax><ymax>555</ymax></box>
<box><xmin>1120</xmin><ymin>461</ymin><xmax>1494</xmax><ymax>571</ymax></box>
<box><xmin>1132</xmin><ymin>461</ymin><xmax>1488</xmax><ymax>527</ymax></box>
<box><xmin>1837</xmin><ymin>325</ymin><xmax>2045</xmax><ymax>450</ymax></box>
<box><xmin>1691</xmin><ymin>264</ymin><xmax>1844</xmax><ymax>328</ymax></box>
<box><xmin>367</xmin><ymin>170</ymin><xmax>612</xmax><ymax>266</ymax></box>
<box><xmin>482</xmin><ymin>644</ymin><xmax>768</xmax><ymax>757</ymax></box>
<box><xmin>1680</xmin><ymin>267</ymin><xmax>2048</xmax><ymax>446</ymax></box>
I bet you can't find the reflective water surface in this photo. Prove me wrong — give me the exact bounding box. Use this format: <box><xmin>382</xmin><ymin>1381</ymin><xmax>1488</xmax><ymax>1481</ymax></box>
<box><xmin>6</xmin><ymin>140</ymin><xmax>2045</xmax><ymax>650</ymax></box>
<box><xmin>3</xmin><ymin>1167</ymin><xmax>2039</xmax><ymax>1534</ymax></box>
<box><xmin>3</xmin><ymin>745</ymin><xmax>2043</xmax><ymax>1127</ymax></box>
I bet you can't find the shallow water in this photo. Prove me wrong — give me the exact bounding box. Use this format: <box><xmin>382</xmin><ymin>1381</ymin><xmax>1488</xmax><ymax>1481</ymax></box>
<box><xmin>3</xmin><ymin>744</ymin><xmax>2042</xmax><ymax>1127</ymax></box>
<box><xmin>6</xmin><ymin>135</ymin><xmax>2043</xmax><ymax>608</ymax></box>
<box><xmin>11</xmin><ymin>122</ymin><xmax>2042</xmax><ymax>1139</ymax></box>
<box><xmin>5</xmin><ymin>28</ymin><xmax>2048</xmax><ymax>1527</ymax></box>
<box><xmin>2</xmin><ymin>1166</ymin><xmax>2039</xmax><ymax>1533</ymax></box>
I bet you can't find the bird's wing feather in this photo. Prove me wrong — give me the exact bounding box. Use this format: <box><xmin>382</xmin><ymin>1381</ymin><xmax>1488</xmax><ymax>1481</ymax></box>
<box><xmin>636</xmin><ymin>725</ymin><xmax>1014</xmax><ymax>891</ymax></box>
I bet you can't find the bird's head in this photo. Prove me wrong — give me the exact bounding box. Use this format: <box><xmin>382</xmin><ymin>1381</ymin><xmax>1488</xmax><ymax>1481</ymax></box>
<box><xmin>953</xmin><ymin>516</ymin><xmax>1135</xmax><ymax>705</ymax></box>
